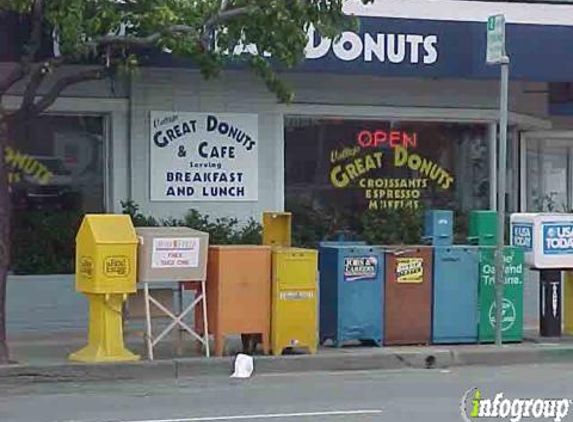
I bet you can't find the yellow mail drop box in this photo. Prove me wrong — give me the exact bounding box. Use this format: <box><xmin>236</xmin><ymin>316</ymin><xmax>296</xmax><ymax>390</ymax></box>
<box><xmin>271</xmin><ymin>247</ymin><xmax>318</xmax><ymax>355</ymax></box>
<box><xmin>76</xmin><ymin>214</ymin><xmax>137</xmax><ymax>294</ymax></box>
<box><xmin>263</xmin><ymin>212</ymin><xmax>292</xmax><ymax>247</ymax></box>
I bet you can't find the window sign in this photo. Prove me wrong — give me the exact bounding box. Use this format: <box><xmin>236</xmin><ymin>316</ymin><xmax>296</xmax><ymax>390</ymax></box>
<box><xmin>285</xmin><ymin>118</ymin><xmax>489</xmax><ymax>217</ymax></box>
<box><xmin>4</xmin><ymin>146</ymin><xmax>55</xmax><ymax>185</ymax></box>
<box><xmin>329</xmin><ymin>129</ymin><xmax>454</xmax><ymax>211</ymax></box>
<box><xmin>150</xmin><ymin>112</ymin><xmax>258</xmax><ymax>202</ymax></box>
<box><xmin>151</xmin><ymin>237</ymin><xmax>200</xmax><ymax>268</ymax></box>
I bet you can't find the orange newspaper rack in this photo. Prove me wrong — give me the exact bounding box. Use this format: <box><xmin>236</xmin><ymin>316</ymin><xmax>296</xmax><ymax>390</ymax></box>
<box><xmin>194</xmin><ymin>245</ymin><xmax>272</xmax><ymax>357</ymax></box>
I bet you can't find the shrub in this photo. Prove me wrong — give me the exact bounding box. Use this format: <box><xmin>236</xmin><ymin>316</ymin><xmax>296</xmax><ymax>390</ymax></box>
<box><xmin>120</xmin><ymin>200</ymin><xmax>160</xmax><ymax>227</ymax></box>
<box><xmin>11</xmin><ymin>210</ymin><xmax>83</xmax><ymax>274</ymax></box>
<box><xmin>237</xmin><ymin>218</ymin><xmax>264</xmax><ymax>244</ymax></box>
<box><xmin>121</xmin><ymin>201</ymin><xmax>262</xmax><ymax>245</ymax></box>
<box><xmin>286</xmin><ymin>200</ymin><xmax>336</xmax><ymax>248</ymax></box>
<box><xmin>358</xmin><ymin>207</ymin><xmax>424</xmax><ymax>245</ymax></box>
<box><xmin>9</xmin><ymin>201</ymin><xmax>263</xmax><ymax>275</ymax></box>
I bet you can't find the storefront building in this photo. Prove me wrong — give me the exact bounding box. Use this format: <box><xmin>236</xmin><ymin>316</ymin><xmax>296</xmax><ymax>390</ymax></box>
<box><xmin>4</xmin><ymin>0</ymin><xmax>573</xmax><ymax>272</ymax></box>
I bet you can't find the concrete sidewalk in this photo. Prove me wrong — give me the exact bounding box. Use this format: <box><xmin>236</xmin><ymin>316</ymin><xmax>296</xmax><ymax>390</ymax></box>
<box><xmin>2</xmin><ymin>329</ymin><xmax>573</xmax><ymax>386</ymax></box>
<box><xmin>2</xmin><ymin>273</ymin><xmax>564</xmax><ymax>386</ymax></box>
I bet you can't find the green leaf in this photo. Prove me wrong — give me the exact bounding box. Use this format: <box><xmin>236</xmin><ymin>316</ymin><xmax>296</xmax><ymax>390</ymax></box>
<box><xmin>5</xmin><ymin>0</ymin><xmax>375</xmax><ymax>102</ymax></box>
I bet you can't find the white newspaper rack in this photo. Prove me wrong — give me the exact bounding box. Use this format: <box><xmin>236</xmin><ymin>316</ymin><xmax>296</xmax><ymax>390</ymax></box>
<box><xmin>510</xmin><ymin>213</ymin><xmax>573</xmax><ymax>269</ymax></box>
<box><xmin>135</xmin><ymin>227</ymin><xmax>210</xmax><ymax>360</ymax></box>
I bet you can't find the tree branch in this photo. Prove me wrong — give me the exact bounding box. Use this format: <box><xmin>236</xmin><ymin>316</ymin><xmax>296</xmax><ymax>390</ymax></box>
<box><xmin>20</xmin><ymin>56</ymin><xmax>66</xmax><ymax>112</ymax></box>
<box><xmin>28</xmin><ymin>1</ymin><xmax>44</xmax><ymax>56</ymax></box>
<box><xmin>20</xmin><ymin>67</ymin><xmax>110</xmax><ymax>119</ymax></box>
<box><xmin>4</xmin><ymin>1</ymin><xmax>251</xmax><ymax>113</ymax></box>
<box><xmin>94</xmin><ymin>6</ymin><xmax>250</xmax><ymax>51</ymax></box>
<box><xmin>0</xmin><ymin>0</ymin><xmax>44</xmax><ymax>97</ymax></box>
<box><xmin>201</xmin><ymin>6</ymin><xmax>251</xmax><ymax>47</ymax></box>
<box><xmin>94</xmin><ymin>25</ymin><xmax>198</xmax><ymax>48</ymax></box>
<box><xmin>21</xmin><ymin>0</ymin><xmax>44</xmax><ymax>71</ymax></box>
<box><xmin>204</xmin><ymin>6</ymin><xmax>250</xmax><ymax>29</ymax></box>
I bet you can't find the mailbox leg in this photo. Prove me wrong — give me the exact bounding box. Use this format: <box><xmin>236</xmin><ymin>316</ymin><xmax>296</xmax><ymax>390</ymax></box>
<box><xmin>70</xmin><ymin>293</ymin><xmax>139</xmax><ymax>363</ymax></box>
<box><xmin>144</xmin><ymin>283</ymin><xmax>154</xmax><ymax>361</ymax></box>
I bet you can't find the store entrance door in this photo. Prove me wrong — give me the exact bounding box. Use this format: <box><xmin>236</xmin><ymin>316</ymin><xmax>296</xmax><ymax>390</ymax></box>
<box><xmin>520</xmin><ymin>132</ymin><xmax>573</xmax><ymax>213</ymax></box>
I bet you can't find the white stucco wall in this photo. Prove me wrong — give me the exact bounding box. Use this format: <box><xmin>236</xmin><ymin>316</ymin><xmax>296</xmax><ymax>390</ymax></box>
<box><xmin>1</xmin><ymin>64</ymin><xmax>558</xmax><ymax>220</ymax></box>
<box><xmin>0</xmin><ymin>64</ymin><xmax>130</xmax><ymax>98</ymax></box>
<box><xmin>128</xmin><ymin>68</ymin><xmax>283</xmax><ymax>222</ymax></box>
<box><xmin>127</xmin><ymin>68</ymin><xmax>553</xmax><ymax>221</ymax></box>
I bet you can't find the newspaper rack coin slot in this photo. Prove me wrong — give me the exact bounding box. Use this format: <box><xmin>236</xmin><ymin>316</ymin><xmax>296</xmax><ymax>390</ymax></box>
<box><xmin>135</xmin><ymin>227</ymin><xmax>210</xmax><ymax>360</ymax></box>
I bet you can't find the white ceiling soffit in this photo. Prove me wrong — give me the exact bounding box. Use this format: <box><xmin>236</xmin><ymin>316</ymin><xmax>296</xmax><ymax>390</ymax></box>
<box><xmin>343</xmin><ymin>0</ymin><xmax>573</xmax><ymax>26</ymax></box>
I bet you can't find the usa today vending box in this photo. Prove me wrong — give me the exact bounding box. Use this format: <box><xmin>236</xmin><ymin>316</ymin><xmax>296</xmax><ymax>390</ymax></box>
<box><xmin>510</xmin><ymin>213</ymin><xmax>573</xmax><ymax>269</ymax></box>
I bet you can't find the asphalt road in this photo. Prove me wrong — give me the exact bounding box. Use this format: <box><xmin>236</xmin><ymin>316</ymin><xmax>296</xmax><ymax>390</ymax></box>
<box><xmin>2</xmin><ymin>363</ymin><xmax>573</xmax><ymax>422</ymax></box>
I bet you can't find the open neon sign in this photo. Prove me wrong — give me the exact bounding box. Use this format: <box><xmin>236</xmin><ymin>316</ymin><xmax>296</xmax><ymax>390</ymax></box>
<box><xmin>357</xmin><ymin>130</ymin><xmax>417</xmax><ymax>149</ymax></box>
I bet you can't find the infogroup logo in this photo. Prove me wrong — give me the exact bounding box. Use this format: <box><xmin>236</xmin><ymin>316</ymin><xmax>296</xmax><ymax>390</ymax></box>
<box><xmin>460</xmin><ymin>388</ymin><xmax>571</xmax><ymax>422</ymax></box>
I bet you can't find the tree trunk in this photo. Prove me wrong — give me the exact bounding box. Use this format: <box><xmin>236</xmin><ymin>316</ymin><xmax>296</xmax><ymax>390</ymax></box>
<box><xmin>0</xmin><ymin>115</ymin><xmax>10</xmax><ymax>364</ymax></box>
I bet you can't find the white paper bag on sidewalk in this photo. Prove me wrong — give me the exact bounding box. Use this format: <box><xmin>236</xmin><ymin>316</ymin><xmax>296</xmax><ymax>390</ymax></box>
<box><xmin>231</xmin><ymin>354</ymin><xmax>254</xmax><ymax>379</ymax></box>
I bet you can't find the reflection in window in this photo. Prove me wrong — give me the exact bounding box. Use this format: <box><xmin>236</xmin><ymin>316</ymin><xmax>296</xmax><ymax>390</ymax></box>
<box><xmin>526</xmin><ymin>140</ymin><xmax>570</xmax><ymax>212</ymax></box>
<box><xmin>7</xmin><ymin>115</ymin><xmax>105</xmax><ymax>213</ymax></box>
<box><xmin>7</xmin><ymin>115</ymin><xmax>105</xmax><ymax>275</ymax></box>
<box><xmin>284</xmin><ymin>117</ymin><xmax>490</xmax><ymax>242</ymax></box>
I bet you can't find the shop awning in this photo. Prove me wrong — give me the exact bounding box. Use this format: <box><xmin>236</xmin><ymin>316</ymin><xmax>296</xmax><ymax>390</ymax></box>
<box><xmin>3</xmin><ymin>0</ymin><xmax>573</xmax><ymax>82</ymax></box>
<box><xmin>145</xmin><ymin>0</ymin><xmax>573</xmax><ymax>82</ymax></box>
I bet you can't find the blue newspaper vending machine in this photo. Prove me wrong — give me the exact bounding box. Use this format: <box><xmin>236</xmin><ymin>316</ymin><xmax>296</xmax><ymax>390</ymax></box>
<box><xmin>319</xmin><ymin>245</ymin><xmax>384</xmax><ymax>347</ymax></box>
<box><xmin>426</xmin><ymin>210</ymin><xmax>480</xmax><ymax>344</ymax></box>
<box><xmin>318</xmin><ymin>236</ymin><xmax>366</xmax><ymax>266</ymax></box>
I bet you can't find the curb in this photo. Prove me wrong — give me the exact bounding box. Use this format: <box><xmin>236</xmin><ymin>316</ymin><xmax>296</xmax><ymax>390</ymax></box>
<box><xmin>2</xmin><ymin>345</ymin><xmax>573</xmax><ymax>385</ymax></box>
<box><xmin>452</xmin><ymin>346</ymin><xmax>573</xmax><ymax>367</ymax></box>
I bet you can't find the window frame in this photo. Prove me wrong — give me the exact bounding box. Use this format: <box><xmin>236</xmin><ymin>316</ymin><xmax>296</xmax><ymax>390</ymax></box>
<box><xmin>519</xmin><ymin>131</ymin><xmax>573</xmax><ymax>212</ymax></box>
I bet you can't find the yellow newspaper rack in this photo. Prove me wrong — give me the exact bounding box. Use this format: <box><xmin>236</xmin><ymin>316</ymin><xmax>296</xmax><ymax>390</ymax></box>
<box><xmin>271</xmin><ymin>247</ymin><xmax>318</xmax><ymax>356</ymax></box>
<box><xmin>70</xmin><ymin>214</ymin><xmax>139</xmax><ymax>363</ymax></box>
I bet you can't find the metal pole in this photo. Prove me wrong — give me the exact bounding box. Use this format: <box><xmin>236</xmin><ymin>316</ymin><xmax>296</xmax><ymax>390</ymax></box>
<box><xmin>489</xmin><ymin>123</ymin><xmax>498</xmax><ymax>210</ymax></box>
<box><xmin>177</xmin><ymin>283</ymin><xmax>184</xmax><ymax>357</ymax></box>
<box><xmin>495</xmin><ymin>56</ymin><xmax>510</xmax><ymax>346</ymax></box>
<box><xmin>201</xmin><ymin>279</ymin><xmax>210</xmax><ymax>358</ymax></box>
<box><xmin>144</xmin><ymin>283</ymin><xmax>154</xmax><ymax>360</ymax></box>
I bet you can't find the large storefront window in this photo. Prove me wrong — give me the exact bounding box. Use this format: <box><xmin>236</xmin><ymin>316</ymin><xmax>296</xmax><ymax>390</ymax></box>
<box><xmin>525</xmin><ymin>138</ymin><xmax>571</xmax><ymax>212</ymax></box>
<box><xmin>7</xmin><ymin>115</ymin><xmax>105</xmax><ymax>274</ymax></box>
<box><xmin>285</xmin><ymin>117</ymin><xmax>490</xmax><ymax>243</ymax></box>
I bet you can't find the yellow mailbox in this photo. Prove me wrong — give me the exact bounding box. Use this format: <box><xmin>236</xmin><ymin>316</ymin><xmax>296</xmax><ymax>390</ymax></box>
<box><xmin>70</xmin><ymin>214</ymin><xmax>139</xmax><ymax>363</ymax></box>
<box><xmin>271</xmin><ymin>247</ymin><xmax>318</xmax><ymax>356</ymax></box>
<box><xmin>263</xmin><ymin>212</ymin><xmax>292</xmax><ymax>247</ymax></box>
